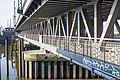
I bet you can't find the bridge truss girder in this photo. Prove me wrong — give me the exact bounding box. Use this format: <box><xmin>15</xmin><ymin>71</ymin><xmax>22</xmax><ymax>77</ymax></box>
<box><xmin>25</xmin><ymin>0</ymin><xmax>120</xmax><ymax>46</ymax></box>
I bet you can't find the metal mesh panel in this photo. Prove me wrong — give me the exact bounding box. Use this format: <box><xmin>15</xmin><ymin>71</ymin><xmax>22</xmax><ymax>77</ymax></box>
<box><xmin>60</xmin><ymin>39</ymin><xmax>65</xmax><ymax>50</ymax></box>
<box><xmin>69</xmin><ymin>40</ymin><xmax>75</xmax><ymax>52</ymax></box>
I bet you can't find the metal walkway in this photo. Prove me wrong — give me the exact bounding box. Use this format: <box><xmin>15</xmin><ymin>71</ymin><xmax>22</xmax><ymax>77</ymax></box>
<box><xmin>15</xmin><ymin>0</ymin><xmax>120</xmax><ymax>79</ymax></box>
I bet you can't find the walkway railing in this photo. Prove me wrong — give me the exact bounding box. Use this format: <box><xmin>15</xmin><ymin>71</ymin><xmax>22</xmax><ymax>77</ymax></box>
<box><xmin>19</xmin><ymin>34</ymin><xmax>120</xmax><ymax>66</ymax></box>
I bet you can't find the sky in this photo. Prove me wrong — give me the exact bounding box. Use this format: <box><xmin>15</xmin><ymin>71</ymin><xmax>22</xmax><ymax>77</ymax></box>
<box><xmin>0</xmin><ymin>0</ymin><xmax>18</xmax><ymax>29</ymax></box>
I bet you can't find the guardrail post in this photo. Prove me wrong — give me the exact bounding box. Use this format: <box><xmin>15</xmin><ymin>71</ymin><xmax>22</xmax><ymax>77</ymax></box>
<box><xmin>87</xmin><ymin>40</ymin><xmax>88</xmax><ymax>56</ymax></box>
<box><xmin>39</xmin><ymin>35</ymin><xmax>43</xmax><ymax>43</ymax></box>
<box><xmin>103</xmin><ymin>42</ymin><xmax>105</xmax><ymax>62</ymax></box>
<box><xmin>83</xmin><ymin>40</ymin><xmax>84</xmax><ymax>56</ymax></box>
<box><xmin>68</xmin><ymin>39</ymin><xmax>69</xmax><ymax>52</ymax></box>
<box><xmin>64</xmin><ymin>38</ymin><xmax>66</xmax><ymax>50</ymax></box>
<box><xmin>90</xmin><ymin>41</ymin><xmax>92</xmax><ymax>58</ymax></box>
<box><xmin>74</xmin><ymin>39</ymin><xmax>76</xmax><ymax>53</ymax></box>
<box><xmin>59</xmin><ymin>38</ymin><xmax>61</xmax><ymax>49</ymax></box>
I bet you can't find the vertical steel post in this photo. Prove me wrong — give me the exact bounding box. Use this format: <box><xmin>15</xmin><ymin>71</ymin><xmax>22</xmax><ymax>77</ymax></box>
<box><xmin>18</xmin><ymin>38</ymin><xmax>24</xmax><ymax>77</ymax></box>
<box><xmin>5</xmin><ymin>38</ymin><xmax>9</xmax><ymax>76</ymax></box>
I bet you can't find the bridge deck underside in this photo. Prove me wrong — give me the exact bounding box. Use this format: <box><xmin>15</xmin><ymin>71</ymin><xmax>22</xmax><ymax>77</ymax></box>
<box><xmin>16</xmin><ymin>0</ymin><xmax>117</xmax><ymax>30</ymax></box>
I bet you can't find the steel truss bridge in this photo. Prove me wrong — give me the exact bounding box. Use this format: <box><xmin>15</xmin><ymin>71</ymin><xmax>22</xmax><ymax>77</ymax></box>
<box><xmin>15</xmin><ymin>0</ymin><xmax>120</xmax><ymax>79</ymax></box>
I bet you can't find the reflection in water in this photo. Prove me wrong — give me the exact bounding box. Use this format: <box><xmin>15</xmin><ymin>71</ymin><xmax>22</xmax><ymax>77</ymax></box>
<box><xmin>1</xmin><ymin>54</ymin><xmax>17</xmax><ymax>80</ymax></box>
<box><xmin>0</xmin><ymin>45</ymin><xmax>17</xmax><ymax>80</ymax></box>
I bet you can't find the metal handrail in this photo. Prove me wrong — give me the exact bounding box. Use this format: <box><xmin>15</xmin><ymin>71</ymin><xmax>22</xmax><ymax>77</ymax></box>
<box><xmin>18</xmin><ymin>33</ymin><xmax>120</xmax><ymax>66</ymax></box>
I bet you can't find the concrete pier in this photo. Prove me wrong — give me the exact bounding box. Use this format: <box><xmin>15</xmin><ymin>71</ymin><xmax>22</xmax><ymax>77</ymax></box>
<box><xmin>17</xmin><ymin>50</ymin><xmax>95</xmax><ymax>79</ymax></box>
<box><xmin>23</xmin><ymin>50</ymin><xmax>67</xmax><ymax>79</ymax></box>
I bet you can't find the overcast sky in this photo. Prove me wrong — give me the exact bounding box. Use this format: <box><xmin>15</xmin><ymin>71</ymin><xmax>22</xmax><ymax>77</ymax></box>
<box><xmin>0</xmin><ymin>0</ymin><xmax>19</xmax><ymax>29</ymax></box>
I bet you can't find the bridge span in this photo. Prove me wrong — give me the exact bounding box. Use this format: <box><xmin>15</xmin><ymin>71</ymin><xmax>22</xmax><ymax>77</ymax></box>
<box><xmin>15</xmin><ymin>0</ymin><xmax>120</xmax><ymax>79</ymax></box>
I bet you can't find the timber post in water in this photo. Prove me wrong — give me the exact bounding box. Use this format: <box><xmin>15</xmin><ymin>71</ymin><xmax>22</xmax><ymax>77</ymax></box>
<box><xmin>18</xmin><ymin>38</ymin><xmax>24</xmax><ymax>77</ymax></box>
<box><xmin>5</xmin><ymin>38</ymin><xmax>9</xmax><ymax>76</ymax></box>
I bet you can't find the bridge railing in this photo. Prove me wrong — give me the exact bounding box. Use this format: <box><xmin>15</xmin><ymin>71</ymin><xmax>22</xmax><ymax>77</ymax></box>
<box><xmin>19</xmin><ymin>33</ymin><xmax>39</xmax><ymax>41</ymax></box>
<box><xmin>19</xmin><ymin>34</ymin><xmax>120</xmax><ymax>66</ymax></box>
<box><xmin>42</xmin><ymin>35</ymin><xmax>120</xmax><ymax>66</ymax></box>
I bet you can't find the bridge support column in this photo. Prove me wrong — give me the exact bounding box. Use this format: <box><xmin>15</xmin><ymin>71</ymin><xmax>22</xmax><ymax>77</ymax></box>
<box><xmin>38</xmin><ymin>61</ymin><xmax>42</xmax><ymax>79</ymax></box>
<box><xmin>18</xmin><ymin>38</ymin><xmax>24</xmax><ymax>77</ymax></box>
<box><xmin>42</xmin><ymin>61</ymin><xmax>45</xmax><ymax>79</ymax></box>
<box><xmin>73</xmin><ymin>64</ymin><xmax>76</xmax><ymax>79</ymax></box>
<box><xmin>82</xmin><ymin>67</ymin><xmax>85</xmax><ymax>78</ymax></box>
<box><xmin>29</xmin><ymin>61</ymin><xmax>33</xmax><ymax>79</ymax></box>
<box><xmin>70</xmin><ymin>64</ymin><xmax>73</xmax><ymax>78</ymax></box>
<box><xmin>25</xmin><ymin>61</ymin><xmax>29</xmax><ymax>78</ymax></box>
<box><xmin>22</xmin><ymin>59</ymin><xmax>25</xmax><ymax>77</ymax></box>
<box><xmin>60</xmin><ymin>61</ymin><xmax>64</xmax><ymax>78</ymax></box>
<box><xmin>66</xmin><ymin>61</ymin><xmax>70</xmax><ymax>78</ymax></box>
<box><xmin>50</xmin><ymin>61</ymin><xmax>54</xmax><ymax>79</ymax></box>
<box><xmin>76</xmin><ymin>65</ymin><xmax>79</xmax><ymax>79</ymax></box>
<box><xmin>48</xmin><ymin>62</ymin><xmax>51</xmax><ymax>79</ymax></box>
<box><xmin>85</xmin><ymin>69</ymin><xmax>91</xmax><ymax>78</ymax></box>
<box><xmin>88</xmin><ymin>69</ymin><xmax>91</xmax><ymax>78</ymax></box>
<box><xmin>35</xmin><ymin>61</ymin><xmax>38</xmax><ymax>79</ymax></box>
<box><xmin>79</xmin><ymin>66</ymin><xmax>82</xmax><ymax>78</ymax></box>
<box><xmin>5</xmin><ymin>38</ymin><xmax>9</xmax><ymax>76</ymax></box>
<box><xmin>63</xmin><ymin>61</ymin><xmax>68</xmax><ymax>79</ymax></box>
<box><xmin>44</xmin><ymin>61</ymin><xmax>48</xmax><ymax>79</ymax></box>
<box><xmin>54</xmin><ymin>61</ymin><xmax>57</xmax><ymax>79</ymax></box>
<box><xmin>57</xmin><ymin>61</ymin><xmax>60</xmax><ymax>78</ymax></box>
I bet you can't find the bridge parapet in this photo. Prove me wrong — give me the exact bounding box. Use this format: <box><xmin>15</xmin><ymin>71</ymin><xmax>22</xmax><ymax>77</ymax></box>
<box><xmin>43</xmin><ymin>35</ymin><xmax>120</xmax><ymax>65</ymax></box>
<box><xmin>19</xmin><ymin>33</ymin><xmax>120</xmax><ymax>66</ymax></box>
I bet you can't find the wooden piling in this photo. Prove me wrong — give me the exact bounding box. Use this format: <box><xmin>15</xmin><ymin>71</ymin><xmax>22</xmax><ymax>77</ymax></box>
<box><xmin>5</xmin><ymin>38</ymin><xmax>9</xmax><ymax>76</ymax></box>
